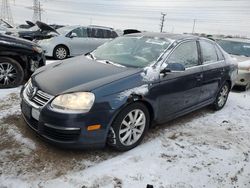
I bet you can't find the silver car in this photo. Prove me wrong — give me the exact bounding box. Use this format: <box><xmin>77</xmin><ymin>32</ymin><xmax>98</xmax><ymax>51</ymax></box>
<box><xmin>37</xmin><ymin>25</ymin><xmax>118</xmax><ymax>60</ymax></box>
<box><xmin>217</xmin><ymin>38</ymin><xmax>250</xmax><ymax>90</ymax></box>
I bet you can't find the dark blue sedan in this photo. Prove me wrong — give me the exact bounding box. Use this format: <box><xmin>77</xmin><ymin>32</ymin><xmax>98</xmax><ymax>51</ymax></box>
<box><xmin>20</xmin><ymin>33</ymin><xmax>237</xmax><ymax>151</ymax></box>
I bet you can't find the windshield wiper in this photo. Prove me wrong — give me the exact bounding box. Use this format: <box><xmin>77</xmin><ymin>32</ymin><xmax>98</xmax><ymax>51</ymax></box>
<box><xmin>85</xmin><ymin>52</ymin><xmax>96</xmax><ymax>60</ymax></box>
<box><xmin>97</xmin><ymin>60</ymin><xmax>126</xmax><ymax>68</ymax></box>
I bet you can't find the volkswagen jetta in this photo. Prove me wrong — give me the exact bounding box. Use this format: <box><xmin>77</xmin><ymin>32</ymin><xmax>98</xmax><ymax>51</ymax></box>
<box><xmin>20</xmin><ymin>33</ymin><xmax>237</xmax><ymax>151</ymax></box>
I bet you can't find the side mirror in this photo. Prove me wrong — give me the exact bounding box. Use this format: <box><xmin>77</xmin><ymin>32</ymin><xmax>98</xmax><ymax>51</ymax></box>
<box><xmin>160</xmin><ymin>63</ymin><xmax>185</xmax><ymax>77</ymax></box>
<box><xmin>69</xmin><ymin>32</ymin><xmax>77</xmax><ymax>38</ymax></box>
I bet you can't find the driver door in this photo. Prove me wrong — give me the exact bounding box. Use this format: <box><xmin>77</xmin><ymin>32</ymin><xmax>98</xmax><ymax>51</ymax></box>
<box><xmin>67</xmin><ymin>27</ymin><xmax>90</xmax><ymax>56</ymax></box>
<box><xmin>157</xmin><ymin>40</ymin><xmax>203</xmax><ymax>122</ymax></box>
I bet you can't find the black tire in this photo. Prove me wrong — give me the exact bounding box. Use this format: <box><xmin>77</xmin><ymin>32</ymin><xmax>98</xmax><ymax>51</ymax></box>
<box><xmin>0</xmin><ymin>57</ymin><xmax>24</xmax><ymax>89</ymax></box>
<box><xmin>108</xmin><ymin>102</ymin><xmax>150</xmax><ymax>151</ymax></box>
<box><xmin>212</xmin><ymin>82</ymin><xmax>230</xmax><ymax>110</ymax></box>
<box><xmin>53</xmin><ymin>45</ymin><xmax>69</xmax><ymax>60</ymax></box>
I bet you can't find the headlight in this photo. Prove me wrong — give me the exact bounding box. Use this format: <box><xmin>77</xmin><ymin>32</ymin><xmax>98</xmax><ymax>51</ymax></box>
<box><xmin>24</xmin><ymin>78</ymin><xmax>31</xmax><ymax>87</ymax></box>
<box><xmin>51</xmin><ymin>92</ymin><xmax>95</xmax><ymax>113</ymax></box>
<box><xmin>32</xmin><ymin>46</ymin><xmax>43</xmax><ymax>53</ymax></box>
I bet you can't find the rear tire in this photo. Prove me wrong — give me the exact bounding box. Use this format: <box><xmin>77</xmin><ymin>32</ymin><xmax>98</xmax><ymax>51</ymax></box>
<box><xmin>212</xmin><ymin>82</ymin><xmax>230</xmax><ymax>110</ymax></box>
<box><xmin>0</xmin><ymin>57</ymin><xmax>24</xmax><ymax>89</ymax></box>
<box><xmin>53</xmin><ymin>45</ymin><xmax>68</xmax><ymax>60</ymax></box>
<box><xmin>107</xmin><ymin>103</ymin><xmax>150</xmax><ymax>151</ymax></box>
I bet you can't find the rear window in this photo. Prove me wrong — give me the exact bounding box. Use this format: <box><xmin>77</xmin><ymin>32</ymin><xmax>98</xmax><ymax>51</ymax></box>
<box><xmin>200</xmin><ymin>40</ymin><xmax>218</xmax><ymax>64</ymax></box>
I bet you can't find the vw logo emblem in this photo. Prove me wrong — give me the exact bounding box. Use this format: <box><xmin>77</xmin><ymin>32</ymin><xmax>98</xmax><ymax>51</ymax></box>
<box><xmin>29</xmin><ymin>87</ymin><xmax>37</xmax><ymax>99</ymax></box>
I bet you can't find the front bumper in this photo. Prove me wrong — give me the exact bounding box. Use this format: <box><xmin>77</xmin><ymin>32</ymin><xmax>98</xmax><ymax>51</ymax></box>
<box><xmin>20</xmin><ymin>87</ymin><xmax>114</xmax><ymax>149</ymax></box>
<box><xmin>37</xmin><ymin>42</ymin><xmax>54</xmax><ymax>57</ymax></box>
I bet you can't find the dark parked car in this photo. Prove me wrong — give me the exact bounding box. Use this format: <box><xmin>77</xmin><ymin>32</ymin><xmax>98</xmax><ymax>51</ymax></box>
<box><xmin>18</xmin><ymin>21</ymin><xmax>59</xmax><ymax>41</ymax></box>
<box><xmin>20</xmin><ymin>33</ymin><xmax>237</xmax><ymax>151</ymax></box>
<box><xmin>0</xmin><ymin>34</ymin><xmax>45</xmax><ymax>88</ymax></box>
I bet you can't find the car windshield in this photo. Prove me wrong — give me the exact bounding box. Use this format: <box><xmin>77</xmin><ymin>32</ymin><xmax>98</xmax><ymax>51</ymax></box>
<box><xmin>217</xmin><ymin>40</ymin><xmax>250</xmax><ymax>57</ymax></box>
<box><xmin>57</xmin><ymin>26</ymin><xmax>78</xmax><ymax>36</ymax></box>
<box><xmin>92</xmin><ymin>36</ymin><xmax>171</xmax><ymax>68</ymax></box>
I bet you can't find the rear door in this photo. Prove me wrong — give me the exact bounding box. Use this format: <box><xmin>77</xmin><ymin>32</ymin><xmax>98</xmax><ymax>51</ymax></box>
<box><xmin>157</xmin><ymin>40</ymin><xmax>203</xmax><ymax>122</ymax></box>
<box><xmin>199</xmin><ymin>40</ymin><xmax>226</xmax><ymax>102</ymax></box>
<box><xmin>86</xmin><ymin>28</ymin><xmax>112</xmax><ymax>51</ymax></box>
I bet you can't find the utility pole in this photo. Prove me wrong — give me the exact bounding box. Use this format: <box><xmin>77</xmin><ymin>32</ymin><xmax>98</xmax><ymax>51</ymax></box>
<box><xmin>1</xmin><ymin>0</ymin><xmax>14</xmax><ymax>25</ymax></box>
<box><xmin>32</xmin><ymin>0</ymin><xmax>42</xmax><ymax>22</ymax></box>
<box><xmin>192</xmin><ymin>19</ymin><xmax>196</xmax><ymax>34</ymax></box>
<box><xmin>160</xmin><ymin>12</ymin><xmax>166</xmax><ymax>33</ymax></box>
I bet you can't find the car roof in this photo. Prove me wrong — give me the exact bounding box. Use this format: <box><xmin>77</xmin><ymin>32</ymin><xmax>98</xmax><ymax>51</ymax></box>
<box><xmin>125</xmin><ymin>32</ymin><xmax>200</xmax><ymax>41</ymax></box>
<box><xmin>59</xmin><ymin>25</ymin><xmax>114</xmax><ymax>30</ymax></box>
<box><xmin>216</xmin><ymin>37</ymin><xmax>250</xmax><ymax>43</ymax></box>
<box><xmin>88</xmin><ymin>25</ymin><xmax>114</xmax><ymax>30</ymax></box>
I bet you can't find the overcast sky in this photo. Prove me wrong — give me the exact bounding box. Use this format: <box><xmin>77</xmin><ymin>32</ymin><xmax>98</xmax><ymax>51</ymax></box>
<box><xmin>7</xmin><ymin>0</ymin><xmax>250</xmax><ymax>37</ymax></box>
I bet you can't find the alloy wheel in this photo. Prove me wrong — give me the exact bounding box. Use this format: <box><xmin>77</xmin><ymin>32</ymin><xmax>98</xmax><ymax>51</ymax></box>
<box><xmin>0</xmin><ymin>62</ymin><xmax>17</xmax><ymax>86</ymax></box>
<box><xmin>55</xmin><ymin>47</ymin><xmax>67</xmax><ymax>59</ymax></box>
<box><xmin>217</xmin><ymin>85</ymin><xmax>229</xmax><ymax>107</ymax></box>
<box><xmin>119</xmin><ymin>109</ymin><xmax>146</xmax><ymax>146</ymax></box>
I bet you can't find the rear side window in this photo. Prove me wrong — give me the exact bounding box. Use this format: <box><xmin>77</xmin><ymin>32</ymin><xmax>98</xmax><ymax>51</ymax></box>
<box><xmin>103</xmin><ymin>29</ymin><xmax>111</xmax><ymax>38</ymax></box>
<box><xmin>167</xmin><ymin>41</ymin><xmax>199</xmax><ymax>68</ymax></box>
<box><xmin>200</xmin><ymin>40</ymin><xmax>218</xmax><ymax>64</ymax></box>
<box><xmin>111</xmin><ymin>31</ymin><xmax>118</xmax><ymax>38</ymax></box>
<box><xmin>88</xmin><ymin>28</ymin><xmax>104</xmax><ymax>38</ymax></box>
<box><xmin>215</xmin><ymin>45</ymin><xmax>225</xmax><ymax>61</ymax></box>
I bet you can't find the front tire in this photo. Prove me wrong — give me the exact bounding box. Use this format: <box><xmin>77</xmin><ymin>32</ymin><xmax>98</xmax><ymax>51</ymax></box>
<box><xmin>212</xmin><ymin>82</ymin><xmax>230</xmax><ymax>110</ymax></box>
<box><xmin>108</xmin><ymin>103</ymin><xmax>150</xmax><ymax>151</ymax></box>
<box><xmin>53</xmin><ymin>45</ymin><xmax>68</xmax><ymax>60</ymax></box>
<box><xmin>0</xmin><ymin>57</ymin><xmax>24</xmax><ymax>89</ymax></box>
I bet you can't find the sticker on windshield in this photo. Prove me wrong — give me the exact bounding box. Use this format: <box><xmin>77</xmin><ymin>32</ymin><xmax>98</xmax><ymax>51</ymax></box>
<box><xmin>243</xmin><ymin>45</ymin><xmax>250</xmax><ymax>49</ymax></box>
<box><xmin>146</xmin><ymin>39</ymin><xmax>166</xmax><ymax>45</ymax></box>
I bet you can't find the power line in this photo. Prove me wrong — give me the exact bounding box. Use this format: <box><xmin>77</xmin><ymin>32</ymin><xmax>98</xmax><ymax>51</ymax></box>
<box><xmin>192</xmin><ymin>19</ymin><xmax>196</xmax><ymax>33</ymax></box>
<box><xmin>1</xmin><ymin>0</ymin><xmax>13</xmax><ymax>25</ymax></box>
<box><xmin>160</xmin><ymin>12</ymin><xmax>166</xmax><ymax>32</ymax></box>
<box><xmin>32</xmin><ymin>0</ymin><xmax>42</xmax><ymax>22</ymax></box>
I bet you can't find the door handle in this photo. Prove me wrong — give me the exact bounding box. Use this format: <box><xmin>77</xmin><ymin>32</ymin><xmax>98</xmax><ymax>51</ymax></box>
<box><xmin>195</xmin><ymin>74</ymin><xmax>203</xmax><ymax>81</ymax></box>
<box><xmin>220</xmin><ymin>68</ymin><xmax>226</xmax><ymax>75</ymax></box>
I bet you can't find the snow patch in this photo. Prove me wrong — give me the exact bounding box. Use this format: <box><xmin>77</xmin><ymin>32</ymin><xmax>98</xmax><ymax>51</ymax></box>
<box><xmin>0</xmin><ymin>87</ymin><xmax>21</xmax><ymax>100</ymax></box>
<box><xmin>117</xmin><ymin>84</ymin><xmax>149</xmax><ymax>100</ymax></box>
<box><xmin>141</xmin><ymin>65</ymin><xmax>160</xmax><ymax>82</ymax></box>
<box><xmin>6</xmin><ymin>127</ymin><xmax>36</xmax><ymax>150</ymax></box>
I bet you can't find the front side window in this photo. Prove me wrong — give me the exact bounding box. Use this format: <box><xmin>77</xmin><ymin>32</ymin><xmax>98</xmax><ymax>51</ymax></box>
<box><xmin>70</xmin><ymin>27</ymin><xmax>87</xmax><ymax>38</ymax></box>
<box><xmin>200</xmin><ymin>40</ymin><xmax>218</xmax><ymax>64</ymax></box>
<box><xmin>92</xmin><ymin>36</ymin><xmax>171</xmax><ymax>68</ymax></box>
<box><xmin>167</xmin><ymin>41</ymin><xmax>199</xmax><ymax>68</ymax></box>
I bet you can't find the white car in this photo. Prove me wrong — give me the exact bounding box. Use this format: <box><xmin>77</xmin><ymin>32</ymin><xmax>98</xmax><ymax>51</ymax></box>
<box><xmin>217</xmin><ymin>38</ymin><xmax>250</xmax><ymax>90</ymax></box>
<box><xmin>37</xmin><ymin>25</ymin><xmax>118</xmax><ymax>60</ymax></box>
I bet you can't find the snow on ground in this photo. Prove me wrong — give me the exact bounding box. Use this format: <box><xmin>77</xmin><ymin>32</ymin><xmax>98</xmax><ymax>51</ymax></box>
<box><xmin>0</xmin><ymin>64</ymin><xmax>250</xmax><ymax>187</ymax></box>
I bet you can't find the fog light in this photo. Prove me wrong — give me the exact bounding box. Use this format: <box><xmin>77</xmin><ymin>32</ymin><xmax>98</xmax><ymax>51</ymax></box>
<box><xmin>87</xmin><ymin>124</ymin><xmax>101</xmax><ymax>131</ymax></box>
<box><xmin>240</xmin><ymin>79</ymin><xmax>245</xmax><ymax>82</ymax></box>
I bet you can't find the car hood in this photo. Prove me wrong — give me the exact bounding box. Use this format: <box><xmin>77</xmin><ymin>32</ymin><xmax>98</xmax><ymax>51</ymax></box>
<box><xmin>0</xmin><ymin>33</ymin><xmax>35</xmax><ymax>48</ymax></box>
<box><xmin>32</xmin><ymin>56</ymin><xmax>141</xmax><ymax>96</ymax></box>
<box><xmin>36</xmin><ymin>21</ymin><xmax>59</xmax><ymax>34</ymax></box>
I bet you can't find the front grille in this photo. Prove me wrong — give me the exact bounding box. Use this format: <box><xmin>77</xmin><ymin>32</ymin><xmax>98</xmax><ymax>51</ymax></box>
<box><xmin>43</xmin><ymin>125</ymin><xmax>80</xmax><ymax>142</ymax></box>
<box><xmin>25</xmin><ymin>82</ymin><xmax>53</xmax><ymax>107</ymax></box>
